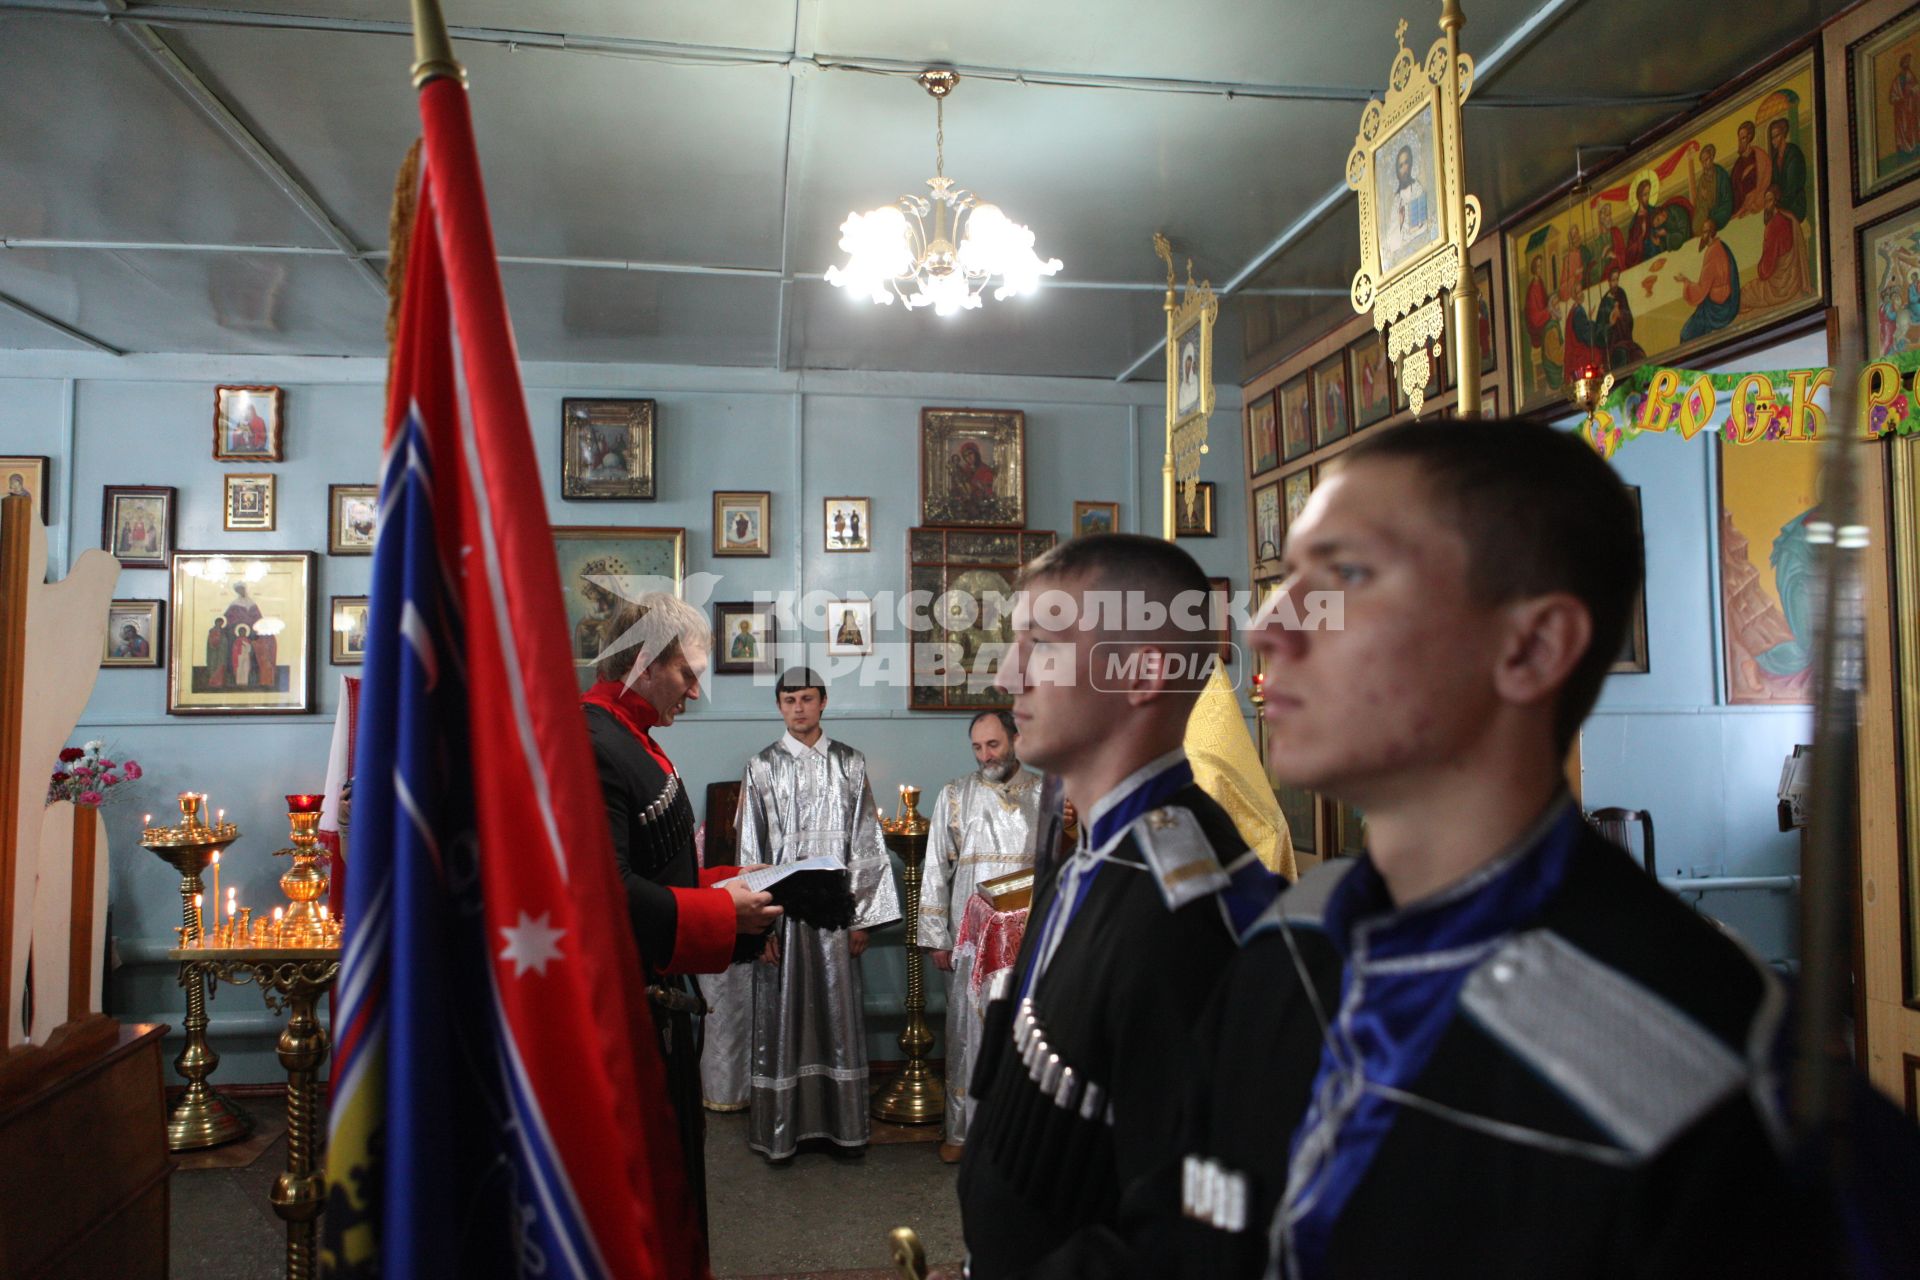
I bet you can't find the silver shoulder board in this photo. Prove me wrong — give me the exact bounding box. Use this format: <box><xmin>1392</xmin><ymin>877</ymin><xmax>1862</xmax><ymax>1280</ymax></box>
<box><xmin>1133</xmin><ymin>806</ymin><xmax>1229</xmax><ymax>911</ymax></box>
<box><xmin>1244</xmin><ymin>856</ymin><xmax>1355</xmax><ymax>938</ymax></box>
<box><xmin>1460</xmin><ymin>929</ymin><xmax>1747</xmax><ymax>1161</ymax></box>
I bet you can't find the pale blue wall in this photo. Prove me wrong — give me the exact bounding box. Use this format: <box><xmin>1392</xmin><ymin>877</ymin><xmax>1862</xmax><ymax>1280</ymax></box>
<box><xmin>0</xmin><ymin>351</ymin><xmax>1251</xmax><ymax>1080</ymax></box>
<box><xmin>1578</xmin><ymin>329</ymin><xmax>1823</xmax><ymax>968</ymax></box>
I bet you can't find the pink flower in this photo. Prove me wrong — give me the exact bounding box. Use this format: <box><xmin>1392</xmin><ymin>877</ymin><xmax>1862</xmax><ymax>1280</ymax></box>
<box><xmin>101</xmin><ymin>772</ymin><xmax>120</xmax><ymax>787</ymax></box>
<box><xmin>123</xmin><ymin>761</ymin><xmax>143</xmax><ymax>780</ymax></box>
<box><xmin>71</xmin><ymin>764</ymin><xmax>92</xmax><ymax>779</ymax></box>
<box><xmin>77</xmin><ymin>790</ymin><xmax>104</xmax><ymax>807</ymax></box>
<box><xmin>97</xmin><ymin>758</ymin><xmax>116</xmax><ymax>770</ymax></box>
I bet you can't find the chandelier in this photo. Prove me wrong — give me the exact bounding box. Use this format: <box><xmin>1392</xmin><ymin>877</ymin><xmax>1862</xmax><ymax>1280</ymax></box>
<box><xmin>825</xmin><ymin>69</ymin><xmax>1063</xmax><ymax>316</ymax></box>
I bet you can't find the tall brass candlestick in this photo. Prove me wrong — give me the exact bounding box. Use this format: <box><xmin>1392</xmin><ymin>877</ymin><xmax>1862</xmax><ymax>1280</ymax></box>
<box><xmin>873</xmin><ymin>785</ymin><xmax>944</xmax><ymax>1125</ymax></box>
<box><xmin>268</xmin><ymin>963</ymin><xmax>335</xmax><ymax>1280</ymax></box>
<box><xmin>141</xmin><ymin>795</ymin><xmax>252</xmax><ymax>1151</ymax></box>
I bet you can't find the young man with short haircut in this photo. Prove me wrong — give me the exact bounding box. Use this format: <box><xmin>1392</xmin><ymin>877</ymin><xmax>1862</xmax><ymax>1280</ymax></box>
<box><xmin>1094</xmin><ymin>421</ymin><xmax>1829</xmax><ymax>1278</ymax></box>
<box><xmin>737</xmin><ymin>667</ymin><xmax>900</xmax><ymax>1162</ymax></box>
<box><xmin>957</xmin><ymin>534</ymin><xmax>1279</xmax><ymax>1278</ymax></box>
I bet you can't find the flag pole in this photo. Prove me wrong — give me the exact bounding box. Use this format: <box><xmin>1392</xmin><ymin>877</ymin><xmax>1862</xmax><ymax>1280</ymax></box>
<box><xmin>1789</xmin><ymin>361</ymin><xmax>1864</xmax><ymax>1190</ymax></box>
<box><xmin>1156</xmin><ymin>233</ymin><xmax>1178</xmax><ymax>541</ymax></box>
<box><xmin>410</xmin><ymin>0</ymin><xmax>466</xmax><ymax>89</ymax></box>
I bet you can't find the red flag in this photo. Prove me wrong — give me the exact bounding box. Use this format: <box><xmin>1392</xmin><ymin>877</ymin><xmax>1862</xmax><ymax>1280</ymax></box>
<box><xmin>325</xmin><ymin>71</ymin><xmax>705</xmax><ymax>1280</ymax></box>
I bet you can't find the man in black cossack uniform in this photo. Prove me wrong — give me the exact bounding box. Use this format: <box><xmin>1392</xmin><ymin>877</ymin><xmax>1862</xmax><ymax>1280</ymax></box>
<box><xmin>957</xmin><ymin>535</ymin><xmax>1281</xmax><ymax>1278</ymax></box>
<box><xmin>1015</xmin><ymin>422</ymin><xmax>1920</xmax><ymax>1279</ymax></box>
<box><xmin>582</xmin><ymin>592</ymin><xmax>780</xmax><ymax>1259</ymax></box>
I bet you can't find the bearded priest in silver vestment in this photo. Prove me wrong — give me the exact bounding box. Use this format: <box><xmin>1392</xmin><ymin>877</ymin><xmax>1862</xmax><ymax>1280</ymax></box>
<box><xmin>737</xmin><ymin>668</ymin><xmax>901</xmax><ymax>1160</ymax></box>
<box><xmin>919</xmin><ymin>709</ymin><xmax>1042</xmax><ymax>1160</ymax></box>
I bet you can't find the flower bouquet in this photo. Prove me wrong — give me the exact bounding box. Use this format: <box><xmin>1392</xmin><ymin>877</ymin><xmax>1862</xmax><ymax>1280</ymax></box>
<box><xmin>48</xmin><ymin>739</ymin><xmax>143</xmax><ymax>809</ymax></box>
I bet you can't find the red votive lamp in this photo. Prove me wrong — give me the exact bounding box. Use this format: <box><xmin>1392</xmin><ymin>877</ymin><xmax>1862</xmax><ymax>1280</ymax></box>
<box><xmin>285</xmin><ymin>793</ymin><xmax>324</xmax><ymax>814</ymax></box>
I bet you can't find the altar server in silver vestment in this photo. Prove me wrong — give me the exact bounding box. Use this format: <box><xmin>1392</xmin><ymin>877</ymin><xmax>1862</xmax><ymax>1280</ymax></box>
<box><xmin>737</xmin><ymin>667</ymin><xmax>901</xmax><ymax>1160</ymax></box>
<box><xmin>920</xmin><ymin>709</ymin><xmax>1042</xmax><ymax>1161</ymax></box>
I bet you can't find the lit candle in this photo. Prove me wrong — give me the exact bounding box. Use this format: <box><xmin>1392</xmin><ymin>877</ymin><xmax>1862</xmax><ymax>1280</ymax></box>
<box><xmin>226</xmin><ymin>888</ymin><xmax>237</xmax><ymax>940</ymax></box>
<box><xmin>217</xmin><ymin>808</ymin><xmax>225</xmax><ymax>825</ymax></box>
<box><xmin>143</xmin><ymin>812</ymin><xmax>152</xmax><ymax>828</ymax></box>
<box><xmin>272</xmin><ymin>906</ymin><xmax>284</xmax><ymax>943</ymax></box>
<box><xmin>193</xmin><ymin>893</ymin><xmax>204</xmax><ymax>942</ymax></box>
<box><xmin>209</xmin><ymin>851</ymin><xmax>220</xmax><ymax>919</ymax></box>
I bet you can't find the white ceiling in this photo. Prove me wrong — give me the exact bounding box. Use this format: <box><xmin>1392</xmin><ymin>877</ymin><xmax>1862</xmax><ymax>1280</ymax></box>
<box><xmin>0</xmin><ymin>0</ymin><xmax>1850</xmax><ymax>381</ymax></box>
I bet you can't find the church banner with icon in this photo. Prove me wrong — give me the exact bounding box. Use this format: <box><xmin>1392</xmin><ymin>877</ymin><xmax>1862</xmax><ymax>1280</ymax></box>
<box><xmin>1505</xmin><ymin>52</ymin><xmax>1822</xmax><ymax>414</ymax></box>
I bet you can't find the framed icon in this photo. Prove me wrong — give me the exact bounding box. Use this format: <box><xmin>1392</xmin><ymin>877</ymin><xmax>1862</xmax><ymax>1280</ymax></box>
<box><xmin>168</xmin><ymin>550</ymin><xmax>316</xmax><ymax>715</ymax></box>
<box><xmin>824</xmin><ymin>497</ymin><xmax>871</xmax><ymax>552</ymax></box>
<box><xmin>553</xmin><ymin>525</ymin><xmax>687</xmax><ymax>686</ymax></box>
<box><xmin>1176</xmin><ymin>481</ymin><xmax>1216</xmax><ymax>538</ymax></box>
<box><xmin>103</xmin><ymin>599</ymin><xmax>163</xmax><ymax>668</ymax></box>
<box><xmin>213</xmin><ymin>385</ymin><xmax>284</xmax><ymax>462</ymax></box>
<box><xmin>0</xmin><ymin>456</ymin><xmax>50</xmax><ymax>525</ymax></box>
<box><xmin>1073</xmin><ymin>501</ymin><xmax>1119</xmax><ymax>538</ymax></box>
<box><xmin>328</xmin><ymin>484</ymin><xmax>379</xmax><ymax>555</ymax></box>
<box><xmin>561</xmin><ymin>398</ymin><xmax>656</xmax><ymax>500</ymax></box>
<box><xmin>826</xmin><ymin>598</ymin><xmax>874</xmax><ymax>656</ymax></box>
<box><xmin>1247</xmin><ymin>391</ymin><xmax>1280</xmax><ymax>475</ymax></box>
<box><xmin>920</xmin><ymin>408</ymin><xmax>1026</xmax><ymax>528</ymax></box>
<box><xmin>714</xmin><ymin>600</ymin><xmax>779</xmax><ymax>676</ymax></box>
<box><xmin>1311</xmin><ymin>354</ymin><xmax>1351</xmax><ymax>448</ymax></box>
<box><xmin>223</xmin><ymin>474</ymin><xmax>276</xmax><ymax>532</ymax></box>
<box><xmin>1279</xmin><ymin>374</ymin><xmax>1313</xmax><ymax>462</ymax></box>
<box><xmin>713</xmin><ymin>491</ymin><xmax>771</xmax><ymax>557</ymax></box>
<box><xmin>331</xmin><ymin>595</ymin><xmax>371</xmax><ymax>666</ymax></box>
<box><xmin>1253</xmin><ymin>482</ymin><xmax>1282</xmax><ymax>566</ymax></box>
<box><xmin>102</xmin><ymin>484</ymin><xmax>175</xmax><ymax>568</ymax></box>
<box><xmin>1612</xmin><ymin>485</ymin><xmax>1650</xmax><ymax>674</ymax></box>
<box><xmin>1349</xmin><ymin>331</ymin><xmax>1393</xmax><ymax>429</ymax></box>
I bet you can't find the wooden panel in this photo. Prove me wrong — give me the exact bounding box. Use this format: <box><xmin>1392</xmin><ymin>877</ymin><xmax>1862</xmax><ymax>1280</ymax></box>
<box><xmin>0</xmin><ymin>1024</ymin><xmax>169</xmax><ymax>1279</ymax></box>
<box><xmin>38</xmin><ymin>1175</ymin><xmax>168</xmax><ymax>1280</ymax></box>
<box><xmin>0</xmin><ymin>495</ymin><xmax>28</xmax><ymax>1046</ymax></box>
<box><xmin>1826</xmin><ymin>0</ymin><xmax>1920</xmax><ymax>1103</ymax></box>
<box><xmin>66</xmin><ymin>812</ymin><xmax>97</xmax><ymax>1024</ymax></box>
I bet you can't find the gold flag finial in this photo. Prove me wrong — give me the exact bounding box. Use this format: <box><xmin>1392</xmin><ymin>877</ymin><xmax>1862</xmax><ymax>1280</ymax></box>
<box><xmin>1395</xmin><ymin>17</ymin><xmax>1409</xmax><ymax>48</ymax></box>
<box><xmin>1153</xmin><ymin>231</ymin><xmax>1175</xmax><ymax>290</ymax></box>
<box><xmin>410</xmin><ymin>0</ymin><xmax>467</xmax><ymax>88</ymax></box>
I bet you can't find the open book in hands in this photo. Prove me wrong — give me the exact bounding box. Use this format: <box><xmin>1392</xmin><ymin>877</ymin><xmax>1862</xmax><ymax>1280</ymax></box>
<box><xmin>736</xmin><ymin>854</ymin><xmax>845</xmax><ymax>893</ymax></box>
<box><xmin>722</xmin><ymin>853</ymin><xmax>857</xmax><ymax>944</ymax></box>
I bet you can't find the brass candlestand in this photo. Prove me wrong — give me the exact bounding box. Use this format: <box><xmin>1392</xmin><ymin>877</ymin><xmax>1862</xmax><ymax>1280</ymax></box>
<box><xmin>174</xmin><ymin>947</ymin><xmax>339</xmax><ymax>1280</ymax></box>
<box><xmin>273</xmin><ymin>797</ymin><xmax>331</xmax><ymax>941</ymax></box>
<box><xmin>873</xmin><ymin>785</ymin><xmax>944</xmax><ymax>1125</ymax></box>
<box><xmin>141</xmin><ymin>793</ymin><xmax>252</xmax><ymax>1151</ymax></box>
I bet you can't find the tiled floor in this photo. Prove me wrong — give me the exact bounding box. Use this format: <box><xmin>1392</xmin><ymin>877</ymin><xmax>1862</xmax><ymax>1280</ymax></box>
<box><xmin>171</xmin><ymin>1097</ymin><xmax>962</xmax><ymax>1278</ymax></box>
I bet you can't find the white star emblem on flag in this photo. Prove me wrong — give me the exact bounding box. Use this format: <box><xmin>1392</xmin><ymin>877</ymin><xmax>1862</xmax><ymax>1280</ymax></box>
<box><xmin>499</xmin><ymin>911</ymin><xmax>565</xmax><ymax>978</ymax></box>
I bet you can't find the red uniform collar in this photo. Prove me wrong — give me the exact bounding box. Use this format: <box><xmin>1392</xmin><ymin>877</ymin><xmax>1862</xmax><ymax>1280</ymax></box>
<box><xmin>582</xmin><ymin>679</ymin><xmax>674</xmax><ymax>775</ymax></box>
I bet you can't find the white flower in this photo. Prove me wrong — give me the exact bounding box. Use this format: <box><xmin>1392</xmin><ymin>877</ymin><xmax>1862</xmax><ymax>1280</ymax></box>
<box><xmin>84</xmin><ymin>740</ymin><xmax>104</xmax><ymax>755</ymax></box>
